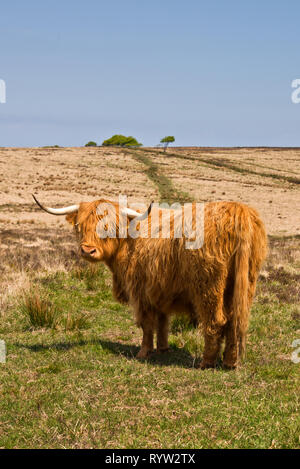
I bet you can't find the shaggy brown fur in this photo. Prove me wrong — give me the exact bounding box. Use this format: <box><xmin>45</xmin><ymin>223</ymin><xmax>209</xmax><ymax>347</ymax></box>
<box><xmin>65</xmin><ymin>199</ymin><xmax>267</xmax><ymax>369</ymax></box>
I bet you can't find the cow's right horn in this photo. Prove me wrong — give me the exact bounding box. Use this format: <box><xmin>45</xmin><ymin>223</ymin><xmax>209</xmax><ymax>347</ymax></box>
<box><xmin>121</xmin><ymin>201</ymin><xmax>153</xmax><ymax>221</ymax></box>
<box><xmin>32</xmin><ymin>194</ymin><xmax>79</xmax><ymax>215</ymax></box>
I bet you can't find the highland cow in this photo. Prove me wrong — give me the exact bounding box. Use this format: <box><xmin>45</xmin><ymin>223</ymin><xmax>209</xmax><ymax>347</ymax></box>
<box><xmin>33</xmin><ymin>195</ymin><xmax>267</xmax><ymax>369</ymax></box>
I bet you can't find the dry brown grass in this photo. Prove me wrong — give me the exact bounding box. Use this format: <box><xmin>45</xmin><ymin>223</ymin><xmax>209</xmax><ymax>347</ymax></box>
<box><xmin>141</xmin><ymin>147</ymin><xmax>300</xmax><ymax>236</ymax></box>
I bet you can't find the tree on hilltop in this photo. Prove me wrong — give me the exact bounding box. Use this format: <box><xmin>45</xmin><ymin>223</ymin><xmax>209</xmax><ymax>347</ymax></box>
<box><xmin>160</xmin><ymin>136</ymin><xmax>175</xmax><ymax>152</ymax></box>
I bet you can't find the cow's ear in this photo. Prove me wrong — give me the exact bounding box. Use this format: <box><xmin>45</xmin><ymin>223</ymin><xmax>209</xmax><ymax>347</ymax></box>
<box><xmin>66</xmin><ymin>211</ymin><xmax>78</xmax><ymax>226</ymax></box>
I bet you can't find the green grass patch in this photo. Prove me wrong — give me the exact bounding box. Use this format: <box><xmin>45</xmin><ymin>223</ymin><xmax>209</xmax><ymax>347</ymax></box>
<box><xmin>1</xmin><ymin>261</ymin><xmax>299</xmax><ymax>448</ymax></box>
<box><xmin>127</xmin><ymin>149</ymin><xmax>191</xmax><ymax>204</ymax></box>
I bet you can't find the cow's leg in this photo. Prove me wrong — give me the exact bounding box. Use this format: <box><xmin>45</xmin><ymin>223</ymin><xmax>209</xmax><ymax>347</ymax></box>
<box><xmin>156</xmin><ymin>313</ymin><xmax>169</xmax><ymax>353</ymax></box>
<box><xmin>223</xmin><ymin>320</ymin><xmax>238</xmax><ymax>369</ymax></box>
<box><xmin>238</xmin><ymin>277</ymin><xmax>257</xmax><ymax>359</ymax></box>
<box><xmin>136</xmin><ymin>316</ymin><xmax>154</xmax><ymax>359</ymax></box>
<box><xmin>198</xmin><ymin>283</ymin><xmax>227</xmax><ymax>369</ymax></box>
<box><xmin>223</xmin><ymin>275</ymin><xmax>257</xmax><ymax>368</ymax></box>
<box><xmin>200</xmin><ymin>326</ymin><xmax>224</xmax><ymax>369</ymax></box>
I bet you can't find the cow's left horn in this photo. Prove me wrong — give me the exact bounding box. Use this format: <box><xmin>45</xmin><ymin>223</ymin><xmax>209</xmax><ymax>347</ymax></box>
<box><xmin>121</xmin><ymin>201</ymin><xmax>153</xmax><ymax>220</ymax></box>
<box><xmin>32</xmin><ymin>194</ymin><xmax>79</xmax><ymax>215</ymax></box>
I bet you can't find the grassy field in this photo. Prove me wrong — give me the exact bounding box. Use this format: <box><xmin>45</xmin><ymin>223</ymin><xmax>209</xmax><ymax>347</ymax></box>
<box><xmin>0</xmin><ymin>147</ymin><xmax>299</xmax><ymax>448</ymax></box>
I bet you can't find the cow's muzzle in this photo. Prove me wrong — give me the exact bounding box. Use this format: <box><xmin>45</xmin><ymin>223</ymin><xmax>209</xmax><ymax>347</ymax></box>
<box><xmin>80</xmin><ymin>244</ymin><xmax>98</xmax><ymax>258</ymax></box>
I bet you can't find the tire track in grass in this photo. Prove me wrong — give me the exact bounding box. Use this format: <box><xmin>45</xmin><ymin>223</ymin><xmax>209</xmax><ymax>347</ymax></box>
<box><xmin>197</xmin><ymin>157</ymin><xmax>300</xmax><ymax>186</ymax></box>
<box><xmin>125</xmin><ymin>149</ymin><xmax>192</xmax><ymax>204</ymax></box>
<box><xmin>141</xmin><ymin>148</ymin><xmax>300</xmax><ymax>186</ymax></box>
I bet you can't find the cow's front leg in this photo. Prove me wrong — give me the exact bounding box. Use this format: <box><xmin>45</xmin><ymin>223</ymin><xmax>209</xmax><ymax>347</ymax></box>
<box><xmin>136</xmin><ymin>317</ymin><xmax>154</xmax><ymax>359</ymax></box>
<box><xmin>157</xmin><ymin>313</ymin><xmax>169</xmax><ymax>353</ymax></box>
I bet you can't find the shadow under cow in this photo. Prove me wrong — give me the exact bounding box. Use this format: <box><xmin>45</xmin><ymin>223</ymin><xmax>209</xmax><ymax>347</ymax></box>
<box><xmin>15</xmin><ymin>339</ymin><xmax>201</xmax><ymax>369</ymax></box>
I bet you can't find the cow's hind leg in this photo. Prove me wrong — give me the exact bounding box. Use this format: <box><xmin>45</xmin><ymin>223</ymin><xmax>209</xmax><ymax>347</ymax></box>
<box><xmin>223</xmin><ymin>276</ymin><xmax>258</xmax><ymax>368</ymax></box>
<box><xmin>200</xmin><ymin>326</ymin><xmax>224</xmax><ymax>369</ymax></box>
<box><xmin>136</xmin><ymin>315</ymin><xmax>154</xmax><ymax>359</ymax></box>
<box><xmin>222</xmin><ymin>271</ymin><xmax>239</xmax><ymax>369</ymax></box>
<box><xmin>223</xmin><ymin>320</ymin><xmax>238</xmax><ymax>369</ymax></box>
<box><xmin>156</xmin><ymin>313</ymin><xmax>169</xmax><ymax>353</ymax></box>
<box><xmin>197</xmin><ymin>286</ymin><xmax>227</xmax><ymax>369</ymax></box>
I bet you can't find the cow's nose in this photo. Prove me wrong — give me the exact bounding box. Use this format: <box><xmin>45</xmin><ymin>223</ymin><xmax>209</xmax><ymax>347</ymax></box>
<box><xmin>81</xmin><ymin>245</ymin><xmax>96</xmax><ymax>255</ymax></box>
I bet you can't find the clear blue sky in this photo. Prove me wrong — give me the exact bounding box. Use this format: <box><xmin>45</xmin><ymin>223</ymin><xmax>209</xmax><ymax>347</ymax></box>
<box><xmin>0</xmin><ymin>0</ymin><xmax>300</xmax><ymax>147</ymax></box>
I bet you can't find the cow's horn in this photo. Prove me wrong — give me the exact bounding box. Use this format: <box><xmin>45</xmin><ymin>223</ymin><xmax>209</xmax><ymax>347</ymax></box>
<box><xmin>32</xmin><ymin>194</ymin><xmax>79</xmax><ymax>215</ymax></box>
<box><xmin>121</xmin><ymin>201</ymin><xmax>153</xmax><ymax>220</ymax></box>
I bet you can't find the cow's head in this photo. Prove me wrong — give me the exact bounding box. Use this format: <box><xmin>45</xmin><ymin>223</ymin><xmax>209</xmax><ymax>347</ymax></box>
<box><xmin>32</xmin><ymin>195</ymin><xmax>152</xmax><ymax>263</ymax></box>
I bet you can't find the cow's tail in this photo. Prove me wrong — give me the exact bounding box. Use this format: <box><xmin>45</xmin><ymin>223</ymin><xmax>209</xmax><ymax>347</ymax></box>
<box><xmin>232</xmin><ymin>238</ymin><xmax>250</xmax><ymax>357</ymax></box>
<box><xmin>232</xmin><ymin>207</ymin><xmax>267</xmax><ymax>359</ymax></box>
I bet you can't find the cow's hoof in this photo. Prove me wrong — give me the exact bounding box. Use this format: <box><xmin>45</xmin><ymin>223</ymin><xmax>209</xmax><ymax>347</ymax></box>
<box><xmin>157</xmin><ymin>347</ymin><xmax>170</xmax><ymax>354</ymax></box>
<box><xmin>199</xmin><ymin>360</ymin><xmax>216</xmax><ymax>370</ymax></box>
<box><xmin>136</xmin><ymin>349</ymin><xmax>153</xmax><ymax>359</ymax></box>
<box><xmin>223</xmin><ymin>362</ymin><xmax>237</xmax><ymax>370</ymax></box>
